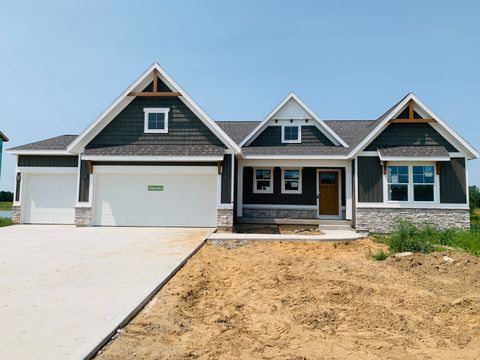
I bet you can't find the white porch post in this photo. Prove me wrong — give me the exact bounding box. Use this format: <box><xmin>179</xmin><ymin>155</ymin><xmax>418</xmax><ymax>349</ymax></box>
<box><xmin>345</xmin><ymin>164</ymin><xmax>352</xmax><ymax>220</ymax></box>
<box><xmin>237</xmin><ymin>161</ymin><xmax>243</xmax><ymax>217</ymax></box>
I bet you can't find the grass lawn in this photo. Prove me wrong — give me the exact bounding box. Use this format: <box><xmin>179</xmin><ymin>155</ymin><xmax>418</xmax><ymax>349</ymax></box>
<box><xmin>96</xmin><ymin>239</ymin><xmax>480</xmax><ymax>359</ymax></box>
<box><xmin>472</xmin><ymin>209</ymin><xmax>480</xmax><ymax>225</ymax></box>
<box><xmin>0</xmin><ymin>202</ymin><xmax>12</xmax><ymax>211</ymax></box>
<box><xmin>0</xmin><ymin>218</ymin><xmax>12</xmax><ymax>227</ymax></box>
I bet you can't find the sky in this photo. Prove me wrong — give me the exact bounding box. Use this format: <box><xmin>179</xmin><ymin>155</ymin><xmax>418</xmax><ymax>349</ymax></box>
<box><xmin>0</xmin><ymin>0</ymin><xmax>479</xmax><ymax>191</ymax></box>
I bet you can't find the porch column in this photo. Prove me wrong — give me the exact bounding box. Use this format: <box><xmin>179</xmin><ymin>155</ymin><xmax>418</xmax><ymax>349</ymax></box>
<box><xmin>237</xmin><ymin>162</ymin><xmax>243</xmax><ymax>217</ymax></box>
<box><xmin>345</xmin><ymin>164</ymin><xmax>352</xmax><ymax>220</ymax></box>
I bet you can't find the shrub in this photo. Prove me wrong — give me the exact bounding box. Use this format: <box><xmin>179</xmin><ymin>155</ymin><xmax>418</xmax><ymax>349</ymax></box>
<box><xmin>371</xmin><ymin>250</ymin><xmax>389</xmax><ymax>261</ymax></box>
<box><xmin>0</xmin><ymin>217</ymin><xmax>12</xmax><ymax>227</ymax></box>
<box><xmin>470</xmin><ymin>185</ymin><xmax>480</xmax><ymax>214</ymax></box>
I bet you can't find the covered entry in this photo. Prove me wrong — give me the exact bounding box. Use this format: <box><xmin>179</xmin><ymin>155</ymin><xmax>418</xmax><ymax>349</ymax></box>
<box><xmin>93</xmin><ymin>166</ymin><xmax>217</xmax><ymax>227</ymax></box>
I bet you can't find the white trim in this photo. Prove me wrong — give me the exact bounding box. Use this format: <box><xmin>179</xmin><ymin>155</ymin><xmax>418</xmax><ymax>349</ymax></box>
<box><xmin>281</xmin><ymin>125</ymin><xmax>301</xmax><ymax>144</ymax></box>
<box><xmin>243</xmin><ymin>155</ymin><xmax>348</xmax><ymax>160</ymax></box>
<box><xmin>316</xmin><ymin>169</ymin><xmax>342</xmax><ymax>219</ymax></box>
<box><xmin>6</xmin><ymin>150</ymin><xmax>74</xmax><ymax>155</ymax></box>
<box><xmin>17</xmin><ymin>167</ymin><xmax>78</xmax><ymax>174</ymax></box>
<box><xmin>67</xmin><ymin>63</ymin><xmax>241</xmax><ymax>154</ymax></box>
<box><xmin>243</xmin><ymin>204</ymin><xmax>317</xmax><ymax>210</ymax></box>
<box><xmin>358</xmin><ymin>151</ymin><xmax>378</xmax><ymax>157</ymax></box>
<box><xmin>143</xmin><ymin>107</ymin><xmax>169</xmax><ymax>134</ymax></box>
<box><xmin>345</xmin><ymin>164</ymin><xmax>352</xmax><ymax>220</ymax></box>
<box><xmin>75</xmin><ymin>155</ymin><xmax>82</xmax><ymax>206</ymax></box>
<box><xmin>13</xmin><ymin>155</ymin><xmax>20</xmax><ymax>206</ymax></box>
<box><xmin>230</xmin><ymin>154</ymin><xmax>235</xmax><ymax>205</ymax></box>
<box><xmin>241</xmin><ymin>158</ymin><xmax>350</xmax><ymax>168</ymax></box>
<box><xmin>253</xmin><ymin>167</ymin><xmax>274</xmax><ymax>194</ymax></box>
<box><xmin>237</xmin><ymin>163</ymin><xmax>244</xmax><ymax>217</ymax></box>
<box><xmin>356</xmin><ymin>203</ymin><xmax>469</xmax><ymax>210</ymax></box>
<box><xmin>217</xmin><ymin>203</ymin><xmax>234</xmax><ymax>210</ymax></box>
<box><xmin>80</xmin><ymin>155</ymin><xmax>223</xmax><ymax>162</ymax></box>
<box><xmin>240</xmin><ymin>92</ymin><xmax>348</xmax><ymax>148</ymax></box>
<box><xmin>281</xmin><ymin>168</ymin><xmax>302</xmax><ymax>194</ymax></box>
<box><xmin>379</xmin><ymin>156</ymin><xmax>450</xmax><ymax>162</ymax></box>
<box><xmin>348</xmin><ymin>93</ymin><xmax>479</xmax><ymax>159</ymax></box>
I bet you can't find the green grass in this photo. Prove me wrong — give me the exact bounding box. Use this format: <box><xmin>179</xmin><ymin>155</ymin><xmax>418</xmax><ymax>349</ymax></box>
<box><xmin>0</xmin><ymin>202</ymin><xmax>12</xmax><ymax>211</ymax></box>
<box><xmin>373</xmin><ymin>220</ymin><xmax>480</xmax><ymax>257</ymax></box>
<box><xmin>471</xmin><ymin>209</ymin><xmax>480</xmax><ymax>225</ymax></box>
<box><xmin>371</xmin><ymin>250</ymin><xmax>389</xmax><ymax>261</ymax></box>
<box><xmin>0</xmin><ymin>218</ymin><xmax>12</xmax><ymax>227</ymax></box>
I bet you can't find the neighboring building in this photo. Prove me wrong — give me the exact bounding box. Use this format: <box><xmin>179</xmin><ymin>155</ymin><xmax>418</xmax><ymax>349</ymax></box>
<box><xmin>6</xmin><ymin>63</ymin><xmax>479</xmax><ymax>232</ymax></box>
<box><xmin>0</xmin><ymin>131</ymin><xmax>9</xmax><ymax>179</ymax></box>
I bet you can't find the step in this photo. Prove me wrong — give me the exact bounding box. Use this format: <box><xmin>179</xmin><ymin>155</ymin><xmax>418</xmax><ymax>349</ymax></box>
<box><xmin>237</xmin><ymin>217</ymin><xmax>352</xmax><ymax>226</ymax></box>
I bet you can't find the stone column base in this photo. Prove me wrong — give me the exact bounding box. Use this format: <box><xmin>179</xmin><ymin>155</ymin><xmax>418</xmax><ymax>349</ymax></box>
<box><xmin>12</xmin><ymin>205</ymin><xmax>21</xmax><ymax>224</ymax></box>
<box><xmin>356</xmin><ymin>207</ymin><xmax>470</xmax><ymax>233</ymax></box>
<box><xmin>75</xmin><ymin>207</ymin><xmax>93</xmax><ymax>227</ymax></box>
<box><xmin>217</xmin><ymin>208</ymin><xmax>234</xmax><ymax>232</ymax></box>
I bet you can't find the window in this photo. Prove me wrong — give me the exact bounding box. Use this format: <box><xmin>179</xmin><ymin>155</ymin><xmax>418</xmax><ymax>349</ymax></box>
<box><xmin>413</xmin><ymin>165</ymin><xmax>435</xmax><ymax>201</ymax></box>
<box><xmin>387</xmin><ymin>165</ymin><xmax>409</xmax><ymax>201</ymax></box>
<box><xmin>282</xmin><ymin>125</ymin><xmax>301</xmax><ymax>143</ymax></box>
<box><xmin>253</xmin><ymin>168</ymin><xmax>273</xmax><ymax>193</ymax></box>
<box><xmin>282</xmin><ymin>169</ymin><xmax>302</xmax><ymax>194</ymax></box>
<box><xmin>144</xmin><ymin>108</ymin><xmax>169</xmax><ymax>133</ymax></box>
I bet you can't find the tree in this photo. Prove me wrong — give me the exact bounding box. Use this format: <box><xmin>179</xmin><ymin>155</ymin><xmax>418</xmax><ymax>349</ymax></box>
<box><xmin>469</xmin><ymin>185</ymin><xmax>480</xmax><ymax>214</ymax></box>
<box><xmin>0</xmin><ymin>191</ymin><xmax>13</xmax><ymax>202</ymax></box>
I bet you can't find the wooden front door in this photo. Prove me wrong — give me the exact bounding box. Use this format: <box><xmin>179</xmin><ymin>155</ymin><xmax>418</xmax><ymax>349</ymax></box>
<box><xmin>318</xmin><ymin>172</ymin><xmax>339</xmax><ymax>215</ymax></box>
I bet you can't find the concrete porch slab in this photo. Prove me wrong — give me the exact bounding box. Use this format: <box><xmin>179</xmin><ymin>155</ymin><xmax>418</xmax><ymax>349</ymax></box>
<box><xmin>208</xmin><ymin>229</ymin><xmax>364</xmax><ymax>241</ymax></box>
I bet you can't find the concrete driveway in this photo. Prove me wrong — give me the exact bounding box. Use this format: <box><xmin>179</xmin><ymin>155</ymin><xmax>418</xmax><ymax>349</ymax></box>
<box><xmin>0</xmin><ymin>225</ymin><xmax>211</xmax><ymax>360</ymax></box>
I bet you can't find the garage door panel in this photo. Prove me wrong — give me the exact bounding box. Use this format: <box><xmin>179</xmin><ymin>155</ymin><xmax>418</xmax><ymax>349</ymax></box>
<box><xmin>94</xmin><ymin>168</ymin><xmax>217</xmax><ymax>227</ymax></box>
<box><xmin>23</xmin><ymin>174</ymin><xmax>77</xmax><ymax>224</ymax></box>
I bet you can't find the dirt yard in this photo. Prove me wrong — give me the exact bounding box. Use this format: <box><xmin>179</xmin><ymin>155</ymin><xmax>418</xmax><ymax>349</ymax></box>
<box><xmin>97</xmin><ymin>239</ymin><xmax>480</xmax><ymax>360</ymax></box>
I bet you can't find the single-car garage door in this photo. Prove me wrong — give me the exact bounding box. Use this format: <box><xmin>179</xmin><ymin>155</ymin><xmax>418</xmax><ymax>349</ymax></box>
<box><xmin>93</xmin><ymin>166</ymin><xmax>217</xmax><ymax>227</ymax></box>
<box><xmin>23</xmin><ymin>173</ymin><xmax>77</xmax><ymax>224</ymax></box>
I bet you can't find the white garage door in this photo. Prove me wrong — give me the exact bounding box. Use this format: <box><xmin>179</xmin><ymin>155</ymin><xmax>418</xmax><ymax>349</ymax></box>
<box><xmin>23</xmin><ymin>173</ymin><xmax>77</xmax><ymax>224</ymax></box>
<box><xmin>94</xmin><ymin>166</ymin><xmax>217</xmax><ymax>227</ymax></box>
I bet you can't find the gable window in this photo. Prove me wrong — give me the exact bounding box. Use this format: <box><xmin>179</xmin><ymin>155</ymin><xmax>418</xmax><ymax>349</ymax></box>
<box><xmin>282</xmin><ymin>168</ymin><xmax>302</xmax><ymax>194</ymax></box>
<box><xmin>387</xmin><ymin>165</ymin><xmax>409</xmax><ymax>201</ymax></box>
<box><xmin>144</xmin><ymin>108</ymin><xmax>169</xmax><ymax>133</ymax></box>
<box><xmin>253</xmin><ymin>168</ymin><xmax>273</xmax><ymax>193</ymax></box>
<box><xmin>413</xmin><ymin>165</ymin><xmax>435</xmax><ymax>201</ymax></box>
<box><xmin>282</xmin><ymin>125</ymin><xmax>301</xmax><ymax>143</ymax></box>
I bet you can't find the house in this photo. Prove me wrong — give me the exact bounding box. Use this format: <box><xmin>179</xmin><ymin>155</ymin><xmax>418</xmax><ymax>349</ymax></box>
<box><xmin>6</xmin><ymin>63</ymin><xmax>479</xmax><ymax>232</ymax></box>
<box><xmin>0</xmin><ymin>131</ymin><xmax>8</xmax><ymax>179</ymax></box>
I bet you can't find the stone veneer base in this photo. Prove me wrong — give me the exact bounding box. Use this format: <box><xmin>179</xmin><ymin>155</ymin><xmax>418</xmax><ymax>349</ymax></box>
<box><xmin>242</xmin><ymin>207</ymin><xmax>318</xmax><ymax>219</ymax></box>
<box><xmin>11</xmin><ymin>205</ymin><xmax>21</xmax><ymax>224</ymax></box>
<box><xmin>75</xmin><ymin>207</ymin><xmax>93</xmax><ymax>227</ymax></box>
<box><xmin>216</xmin><ymin>208</ymin><xmax>234</xmax><ymax>231</ymax></box>
<box><xmin>356</xmin><ymin>207</ymin><xmax>470</xmax><ymax>233</ymax></box>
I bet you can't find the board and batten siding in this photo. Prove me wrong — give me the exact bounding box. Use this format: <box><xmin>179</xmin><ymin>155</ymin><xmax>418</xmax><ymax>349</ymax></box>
<box><xmin>440</xmin><ymin>158</ymin><xmax>467</xmax><ymax>203</ymax></box>
<box><xmin>248</xmin><ymin>126</ymin><xmax>335</xmax><ymax>147</ymax></box>
<box><xmin>365</xmin><ymin>123</ymin><xmax>458</xmax><ymax>152</ymax></box>
<box><xmin>18</xmin><ymin>155</ymin><xmax>78</xmax><ymax>167</ymax></box>
<box><xmin>86</xmin><ymin>80</ymin><xmax>224</xmax><ymax>149</ymax></box>
<box><xmin>221</xmin><ymin>154</ymin><xmax>232</xmax><ymax>203</ymax></box>
<box><xmin>357</xmin><ymin>156</ymin><xmax>383</xmax><ymax>203</ymax></box>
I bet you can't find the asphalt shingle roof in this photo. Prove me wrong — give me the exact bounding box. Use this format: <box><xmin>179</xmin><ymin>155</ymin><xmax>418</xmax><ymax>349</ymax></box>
<box><xmin>217</xmin><ymin>121</ymin><xmax>259</xmax><ymax>144</ymax></box>
<box><xmin>8</xmin><ymin>135</ymin><xmax>77</xmax><ymax>151</ymax></box>
<box><xmin>378</xmin><ymin>146</ymin><xmax>450</xmax><ymax>159</ymax></box>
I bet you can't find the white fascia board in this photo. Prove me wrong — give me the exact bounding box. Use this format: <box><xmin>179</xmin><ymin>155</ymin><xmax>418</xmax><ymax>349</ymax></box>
<box><xmin>80</xmin><ymin>155</ymin><xmax>223</xmax><ymax>162</ymax></box>
<box><xmin>348</xmin><ymin>93</ymin><xmax>480</xmax><ymax>159</ymax></box>
<box><xmin>68</xmin><ymin>63</ymin><xmax>241</xmax><ymax>154</ymax></box>
<box><xmin>6</xmin><ymin>150</ymin><xmax>75</xmax><ymax>155</ymax></box>
<box><xmin>242</xmin><ymin>155</ymin><xmax>348</xmax><ymax>160</ymax></box>
<box><xmin>239</xmin><ymin>92</ymin><xmax>348</xmax><ymax>148</ymax></box>
<box><xmin>378</xmin><ymin>156</ymin><xmax>451</xmax><ymax>162</ymax></box>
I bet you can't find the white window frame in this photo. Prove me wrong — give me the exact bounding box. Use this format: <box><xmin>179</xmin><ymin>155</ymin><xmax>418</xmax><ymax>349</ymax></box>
<box><xmin>281</xmin><ymin>168</ymin><xmax>302</xmax><ymax>194</ymax></box>
<box><xmin>386</xmin><ymin>164</ymin><xmax>409</xmax><ymax>202</ymax></box>
<box><xmin>384</xmin><ymin>162</ymin><xmax>439</xmax><ymax>205</ymax></box>
<box><xmin>253</xmin><ymin>167</ymin><xmax>274</xmax><ymax>194</ymax></box>
<box><xmin>144</xmin><ymin>108</ymin><xmax>170</xmax><ymax>134</ymax></box>
<box><xmin>281</xmin><ymin>125</ymin><xmax>301</xmax><ymax>144</ymax></box>
<box><xmin>412</xmin><ymin>165</ymin><xmax>436</xmax><ymax>203</ymax></box>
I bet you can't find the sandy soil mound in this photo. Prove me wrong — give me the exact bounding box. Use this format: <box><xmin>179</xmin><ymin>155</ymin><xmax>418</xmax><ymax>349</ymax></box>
<box><xmin>97</xmin><ymin>239</ymin><xmax>480</xmax><ymax>360</ymax></box>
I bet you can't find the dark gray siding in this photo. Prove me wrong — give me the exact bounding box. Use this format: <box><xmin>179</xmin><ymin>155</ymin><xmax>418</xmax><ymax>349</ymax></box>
<box><xmin>352</xmin><ymin>159</ymin><xmax>356</xmax><ymax>228</ymax></box>
<box><xmin>18</xmin><ymin>155</ymin><xmax>78</xmax><ymax>167</ymax></box>
<box><xmin>440</xmin><ymin>158</ymin><xmax>467</xmax><ymax>203</ymax></box>
<box><xmin>358</xmin><ymin>157</ymin><xmax>383</xmax><ymax>202</ymax></box>
<box><xmin>243</xmin><ymin>167</ymin><xmax>346</xmax><ymax>206</ymax></box>
<box><xmin>87</xmin><ymin>80</ymin><xmax>224</xmax><ymax>149</ymax></box>
<box><xmin>221</xmin><ymin>154</ymin><xmax>232</xmax><ymax>203</ymax></box>
<box><xmin>78</xmin><ymin>161</ymin><xmax>90</xmax><ymax>202</ymax></box>
<box><xmin>365</xmin><ymin>123</ymin><xmax>458</xmax><ymax>152</ymax></box>
<box><xmin>249</xmin><ymin>126</ymin><xmax>335</xmax><ymax>147</ymax></box>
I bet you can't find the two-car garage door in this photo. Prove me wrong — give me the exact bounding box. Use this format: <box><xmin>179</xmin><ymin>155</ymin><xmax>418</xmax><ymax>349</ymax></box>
<box><xmin>93</xmin><ymin>166</ymin><xmax>217</xmax><ymax>227</ymax></box>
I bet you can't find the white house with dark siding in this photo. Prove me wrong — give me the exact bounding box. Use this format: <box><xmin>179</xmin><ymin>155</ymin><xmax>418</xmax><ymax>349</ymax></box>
<box><xmin>6</xmin><ymin>63</ymin><xmax>479</xmax><ymax>232</ymax></box>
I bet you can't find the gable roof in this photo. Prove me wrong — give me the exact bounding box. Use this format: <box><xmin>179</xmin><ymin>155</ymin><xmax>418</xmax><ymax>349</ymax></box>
<box><xmin>7</xmin><ymin>135</ymin><xmax>77</xmax><ymax>154</ymax></box>
<box><xmin>348</xmin><ymin>93</ymin><xmax>480</xmax><ymax>159</ymax></box>
<box><xmin>0</xmin><ymin>131</ymin><xmax>8</xmax><ymax>142</ymax></box>
<box><xmin>239</xmin><ymin>93</ymin><xmax>348</xmax><ymax>148</ymax></box>
<box><xmin>67</xmin><ymin>63</ymin><xmax>241</xmax><ymax>154</ymax></box>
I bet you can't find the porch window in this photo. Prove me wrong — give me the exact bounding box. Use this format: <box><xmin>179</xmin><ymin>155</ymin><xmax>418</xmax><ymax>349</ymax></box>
<box><xmin>387</xmin><ymin>165</ymin><xmax>408</xmax><ymax>201</ymax></box>
<box><xmin>413</xmin><ymin>165</ymin><xmax>435</xmax><ymax>201</ymax></box>
<box><xmin>282</xmin><ymin>168</ymin><xmax>302</xmax><ymax>194</ymax></box>
<box><xmin>144</xmin><ymin>108</ymin><xmax>169</xmax><ymax>133</ymax></box>
<box><xmin>282</xmin><ymin>125</ymin><xmax>301</xmax><ymax>143</ymax></box>
<box><xmin>253</xmin><ymin>168</ymin><xmax>273</xmax><ymax>193</ymax></box>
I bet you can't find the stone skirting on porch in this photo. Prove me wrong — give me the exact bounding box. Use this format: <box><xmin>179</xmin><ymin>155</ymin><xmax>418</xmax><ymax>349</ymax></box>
<box><xmin>356</xmin><ymin>207</ymin><xmax>470</xmax><ymax>233</ymax></box>
<box><xmin>75</xmin><ymin>207</ymin><xmax>93</xmax><ymax>227</ymax></box>
<box><xmin>242</xmin><ymin>207</ymin><xmax>318</xmax><ymax>219</ymax></box>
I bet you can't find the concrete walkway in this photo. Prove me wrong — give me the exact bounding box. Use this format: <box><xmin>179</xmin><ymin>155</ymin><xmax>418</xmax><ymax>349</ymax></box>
<box><xmin>0</xmin><ymin>225</ymin><xmax>211</xmax><ymax>360</ymax></box>
<box><xmin>208</xmin><ymin>229</ymin><xmax>364</xmax><ymax>241</ymax></box>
